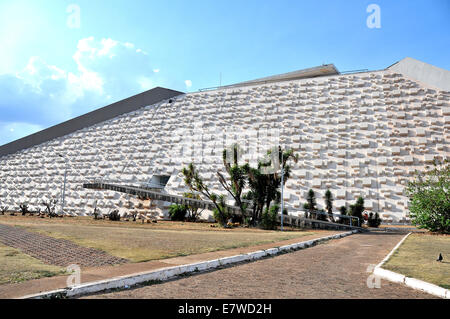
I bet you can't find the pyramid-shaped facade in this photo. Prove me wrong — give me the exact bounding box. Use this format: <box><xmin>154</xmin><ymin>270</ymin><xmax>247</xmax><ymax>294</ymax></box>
<box><xmin>0</xmin><ymin>57</ymin><xmax>449</xmax><ymax>222</ymax></box>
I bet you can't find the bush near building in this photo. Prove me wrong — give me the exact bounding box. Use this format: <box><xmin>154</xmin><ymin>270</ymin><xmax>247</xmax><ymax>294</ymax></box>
<box><xmin>367</xmin><ymin>212</ymin><xmax>382</xmax><ymax>228</ymax></box>
<box><xmin>261</xmin><ymin>204</ymin><xmax>279</xmax><ymax>230</ymax></box>
<box><xmin>108</xmin><ymin>210</ymin><xmax>121</xmax><ymax>221</ymax></box>
<box><xmin>168</xmin><ymin>204</ymin><xmax>188</xmax><ymax>221</ymax></box>
<box><xmin>406</xmin><ymin>160</ymin><xmax>450</xmax><ymax>234</ymax></box>
<box><xmin>349</xmin><ymin>197</ymin><xmax>364</xmax><ymax>227</ymax></box>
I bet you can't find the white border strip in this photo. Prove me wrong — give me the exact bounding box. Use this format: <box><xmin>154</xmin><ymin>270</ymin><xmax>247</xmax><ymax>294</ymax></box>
<box><xmin>20</xmin><ymin>230</ymin><xmax>359</xmax><ymax>299</ymax></box>
<box><xmin>373</xmin><ymin>232</ymin><xmax>449</xmax><ymax>299</ymax></box>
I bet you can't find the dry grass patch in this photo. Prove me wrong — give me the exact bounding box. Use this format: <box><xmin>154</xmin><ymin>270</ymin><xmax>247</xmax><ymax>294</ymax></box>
<box><xmin>0</xmin><ymin>243</ymin><xmax>66</xmax><ymax>285</ymax></box>
<box><xmin>0</xmin><ymin>217</ymin><xmax>316</xmax><ymax>262</ymax></box>
<box><xmin>383</xmin><ymin>233</ymin><xmax>450</xmax><ymax>289</ymax></box>
<box><xmin>0</xmin><ymin>215</ymin><xmax>299</xmax><ymax>232</ymax></box>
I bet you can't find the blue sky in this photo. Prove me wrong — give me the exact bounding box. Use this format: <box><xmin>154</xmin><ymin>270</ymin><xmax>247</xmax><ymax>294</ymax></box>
<box><xmin>0</xmin><ymin>0</ymin><xmax>449</xmax><ymax>146</ymax></box>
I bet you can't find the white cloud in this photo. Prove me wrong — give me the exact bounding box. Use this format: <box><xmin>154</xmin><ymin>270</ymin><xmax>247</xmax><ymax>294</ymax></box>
<box><xmin>153</xmin><ymin>68</ymin><xmax>160</xmax><ymax>73</ymax></box>
<box><xmin>185</xmin><ymin>80</ymin><xmax>192</xmax><ymax>88</ymax></box>
<box><xmin>0</xmin><ymin>122</ymin><xmax>44</xmax><ymax>145</ymax></box>
<box><xmin>138</xmin><ymin>76</ymin><xmax>154</xmax><ymax>90</ymax></box>
<box><xmin>0</xmin><ymin>37</ymin><xmax>159</xmax><ymax>146</ymax></box>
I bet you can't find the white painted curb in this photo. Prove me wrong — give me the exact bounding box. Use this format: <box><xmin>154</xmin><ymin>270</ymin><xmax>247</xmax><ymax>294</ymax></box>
<box><xmin>21</xmin><ymin>230</ymin><xmax>358</xmax><ymax>299</ymax></box>
<box><xmin>373</xmin><ymin>232</ymin><xmax>449</xmax><ymax>299</ymax></box>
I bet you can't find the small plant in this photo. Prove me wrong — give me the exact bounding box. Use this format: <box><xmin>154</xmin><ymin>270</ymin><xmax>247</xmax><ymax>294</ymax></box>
<box><xmin>261</xmin><ymin>204</ymin><xmax>279</xmax><ymax>230</ymax></box>
<box><xmin>0</xmin><ymin>206</ymin><xmax>8</xmax><ymax>215</ymax></box>
<box><xmin>93</xmin><ymin>207</ymin><xmax>102</xmax><ymax>220</ymax></box>
<box><xmin>339</xmin><ymin>206</ymin><xmax>347</xmax><ymax>224</ymax></box>
<box><xmin>367</xmin><ymin>212</ymin><xmax>382</xmax><ymax>228</ymax></box>
<box><xmin>19</xmin><ymin>204</ymin><xmax>30</xmax><ymax>216</ymax></box>
<box><xmin>108</xmin><ymin>210</ymin><xmax>121</xmax><ymax>221</ymax></box>
<box><xmin>42</xmin><ymin>198</ymin><xmax>58</xmax><ymax>218</ymax></box>
<box><xmin>183</xmin><ymin>192</ymin><xmax>204</xmax><ymax>222</ymax></box>
<box><xmin>212</xmin><ymin>205</ymin><xmax>232</xmax><ymax>226</ymax></box>
<box><xmin>168</xmin><ymin>204</ymin><xmax>187</xmax><ymax>221</ymax></box>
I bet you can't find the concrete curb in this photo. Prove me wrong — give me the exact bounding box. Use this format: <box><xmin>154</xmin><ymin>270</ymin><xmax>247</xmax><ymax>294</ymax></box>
<box><xmin>21</xmin><ymin>230</ymin><xmax>359</xmax><ymax>299</ymax></box>
<box><xmin>373</xmin><ymin>232</ymin><xmax>449</xmax><ymax>299</ymax></box>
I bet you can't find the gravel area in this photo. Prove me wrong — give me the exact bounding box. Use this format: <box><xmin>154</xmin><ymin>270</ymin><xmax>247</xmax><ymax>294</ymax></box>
<box><xmin>0</xmin><ymin>223</ymin><xmax>128</xmax><ymax>268</ymax></box>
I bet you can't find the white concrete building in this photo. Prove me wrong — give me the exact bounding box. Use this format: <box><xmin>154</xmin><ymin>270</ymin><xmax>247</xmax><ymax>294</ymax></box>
<box><xmin>0</xmin><ymin>57</ymin><xmax>449</xmax><ymax>222</ymax></box>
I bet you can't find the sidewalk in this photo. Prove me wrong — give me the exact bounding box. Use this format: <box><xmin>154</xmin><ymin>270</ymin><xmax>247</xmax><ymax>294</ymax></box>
<box><xmin>0</xmin><ymin>230</ymin><xmax>341</xmax><ymax>298</ymax></box>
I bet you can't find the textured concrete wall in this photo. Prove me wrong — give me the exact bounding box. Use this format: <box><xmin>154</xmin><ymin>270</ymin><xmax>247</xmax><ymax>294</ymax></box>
<box><xmin>0</xmin><ymin>87</ymin><xmax>183</xmax><ymax>157</ymax></box>
<box><xmin>0</xmin><ymin>70</ymin><xmax>449</xmax><ymax>222</ymax></box>
<box><xmin>388</xmin><ymin>57</ymin><xmax>450</xmax><ymax>91</ymax></box>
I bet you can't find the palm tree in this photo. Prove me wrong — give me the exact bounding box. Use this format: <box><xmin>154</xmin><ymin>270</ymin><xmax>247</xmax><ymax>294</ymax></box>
<box><xmin>218</xmin><ymin>143</ymin><xmax>250</xmax><ymax>221</ymax></box>
<box><xmin>246</xmin><ymin>146</ymin><xmax>298</xmax><ymax>225</ymax></box>
<box><xmin>182</xmin><ymin>163</ymin><xmax>229</xmax><ymax>226</ymax></box>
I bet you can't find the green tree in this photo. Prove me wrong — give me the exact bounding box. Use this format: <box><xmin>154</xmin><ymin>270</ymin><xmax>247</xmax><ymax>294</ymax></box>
<box><xmin>367</xmin><ymin>212</ymin><xmax>382</xmax><ymax>228</ymax></box>
<box><xmin>246</xmin><ymin>146</ymin><xmax>298</xmax><ymax>225</ymax></box>
<box><xmin>261</xmin><ymin>204</ymin><xmax>279</xmax><ymax>230</ymax></box>
<box><xmin>349</xmin><ymin>197</ymin><xmax>364</xmax><ymax>226</ymax></box>
<box><xmin>218</xmin><ymin>143</ymin><xmax>250</xmax><ymax>222</ymax></box>
<box><xmin>182</xmin><ymin>163</ymin><xmax>230</xmax><ymax>226</ymax></box>
<box><xmin>168</xmin><ymin>204</ymin><xmax>187</xmax><ymax>221</ymax></box>
<box><xmin>324</xmin><ymin>189</ymin><xmax>334</xmax><ymax>222</ymax></box>
<box><xmin>339</xmin><ymin>206</ymin><xmax>347</xmax><ymax>224</ymax></box>
<box><xmin>406</xmin><ymin>160</ymin><xmax>449</xmax><ymax>234</ymax></box>
<box><xmin>183</xmin><ymin>192</ymin><xmax>204</xmax><ymax>222</ymax></box>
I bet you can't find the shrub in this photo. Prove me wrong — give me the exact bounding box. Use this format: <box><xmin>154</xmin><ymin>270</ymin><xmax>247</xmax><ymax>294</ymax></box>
<box><xmin>0</xmin><ymin>206</ymin><xmax>8</xmax><ymax>215</ymax></box>
<box><xmin>338</xmin><ymin>206</ymin><xmax>347</xmax><ymax>224</ymax></box>
<box><xmin>317</xmin><ymin>209</ymin><xmax>327</xmax><ymax>221</ymax></box>
<box><xmin>42</xmin><ymin>199</ymin><xmax>58</xmax><ymax>218</ymax></box>
<box><xmin>168</xmin><ymin>204</ymin><xmax>187</xmax><ymax>221</ymax></box>
<box><xmin>108</xmin><ymin>210</ymin><xmax>121</xmax><ymax>221</ymax></box>
<box><xmin>261</xmin><ymin>204</ymin><xmax>279</xmax><ymax>230</ymax></box>
<box><xmin>93</xmin><ymin>207</ymin><xmax>101</xmax><ymax>220</ymax></box>
<box><xmin>406</xmin><ymin>160</ymin><xmax>450</xmax><ymax>234</ymax></box>
<box><xmin>367</xmin><ymin>212</ymin><xmax>382</xmax><ymax>228</ymax></box>
<box><xmin>349</xmin><ymin>197</ymin><xmax>364</xmax><ymax>226</ymax></box>
<box><xmin>324</xmin><ymin>189</ymin><xmax>334</xmax><ymax>222</ymax></box>
<box><xmin>19</xmin><ymin>204</ymin><xmax>30</xmax><ymax>216</ymax></box>
<box><xmin>212</xmin><ymin>206</ymin><xmax>232</xmax><ymax>226</ymax></box>
<box><xmin>183</xmin><ymin>192</ymin><xmax>203</xmax><ymax>222</ymax></box>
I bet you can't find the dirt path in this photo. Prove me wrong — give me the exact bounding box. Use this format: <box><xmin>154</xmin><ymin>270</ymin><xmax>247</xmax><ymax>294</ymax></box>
<box><xmin>83</xmin><ymin>232</ymin><xmax>436</xmax><ymax>299</ymax></box>
<box><xmin>0</xmin><ymin>224</ymin><xmax>128</xmax><ymax>268</ymax></box>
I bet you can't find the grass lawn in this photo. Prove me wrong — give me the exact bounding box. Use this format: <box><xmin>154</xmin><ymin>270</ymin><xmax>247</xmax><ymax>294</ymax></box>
<box><xmin>0</xmin><ymin>243</ymin><xmax>66</xmax><ymax>285</ymax></box>
<box><xmin>383</xmin><ymin>233</ymin><xmax>450</xmax><ymax>289</ymax></box>
<box><xmin>0</xmin><ymin>215</ymin><xmax>317</xmax><ymax>263</ymax></box>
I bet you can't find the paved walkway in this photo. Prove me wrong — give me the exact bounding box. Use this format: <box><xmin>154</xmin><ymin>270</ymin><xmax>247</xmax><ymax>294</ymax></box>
<box><xmin>83</xmin><ymin>232</ymin><xmax>436</xmax><ymax>299</ymax></box>
<box><xmin>0</xmin><ymin>230</ymin><xmax>338</xmax><ymax>298</ymax></box>
<box><xmin>0</xmin><ymin>223</ymin><xmax>128</xmax><ymax>268</ymax></box>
